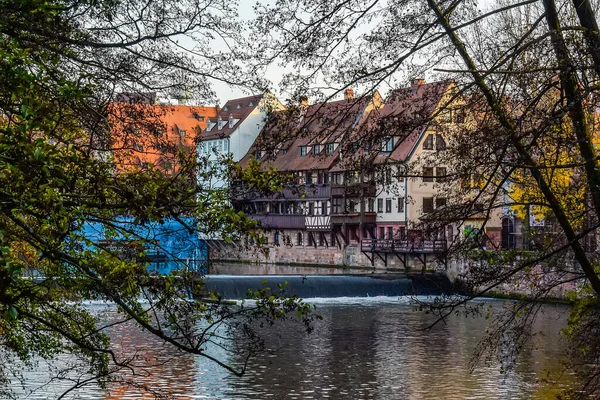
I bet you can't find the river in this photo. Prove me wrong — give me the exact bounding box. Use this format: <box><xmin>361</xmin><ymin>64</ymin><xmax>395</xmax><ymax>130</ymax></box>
<box><xmin>8</xmin><ymin>297</ymin><xmax>574</xmax><ymax>399</ymax></box>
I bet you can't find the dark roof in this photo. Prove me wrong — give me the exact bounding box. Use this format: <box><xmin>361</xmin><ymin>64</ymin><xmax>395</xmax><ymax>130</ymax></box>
<box><xmin>200</xmin><ymin>95</ymin><xmax>263</xmax><ymax>140</ymax></box>
<box><xmin>240</xmin><ymin>94</ymin><xmax>376</xmax><ymax>171</ymax></box>
<box><xmin>376</xmin><ymin>80</ymin><xmax>452</xmax><ymax>163</ymax></box>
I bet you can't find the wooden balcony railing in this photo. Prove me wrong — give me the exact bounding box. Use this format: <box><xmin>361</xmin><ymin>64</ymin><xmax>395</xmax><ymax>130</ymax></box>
<box><xmin>249</xmin><ymin>214</ymin><xmax>306</xmax><ymax>230</ymax></box>
<box><xmin>235</xmin><ymin>184</ymin><xmax>331</xmax><ymax>201</ymax></box>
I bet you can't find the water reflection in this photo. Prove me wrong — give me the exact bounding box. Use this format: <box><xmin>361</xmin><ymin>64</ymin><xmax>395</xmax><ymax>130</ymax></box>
<box><xmin>12</xmin><ymin>299</ymin><xmax>575</xmax><ymax>399</ymax></box>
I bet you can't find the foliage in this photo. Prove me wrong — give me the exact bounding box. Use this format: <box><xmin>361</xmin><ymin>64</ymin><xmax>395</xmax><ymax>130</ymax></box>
<box><xmin>0</xmin><ymin>0</ymin><xmax>317</xmax><ymax>398</ymax></box>
<box><xmin>250</xmin><ymin>0</ymin><xmax>600</xmax><ymax>397</ymax></box>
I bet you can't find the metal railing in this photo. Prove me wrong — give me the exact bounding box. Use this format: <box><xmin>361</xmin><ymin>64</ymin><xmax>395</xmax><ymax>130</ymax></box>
<box><xmin>360</xmin><ymin>238</ymin><xmax>447</xmax><ymax>253</ymax></box>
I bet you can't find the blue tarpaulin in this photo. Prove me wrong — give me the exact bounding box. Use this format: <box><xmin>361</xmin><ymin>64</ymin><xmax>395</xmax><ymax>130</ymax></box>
<box><xmin>80</xmin><ymin>217</ymin><xmax>208</xmax><ymax>275</ymax></box>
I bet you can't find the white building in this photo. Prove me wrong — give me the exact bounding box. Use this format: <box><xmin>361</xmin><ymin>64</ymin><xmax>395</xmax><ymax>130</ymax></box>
<box><xmin>197</xmin><ymin>93</ymin><xmax>284</xmax><ymax>189</ymax></box>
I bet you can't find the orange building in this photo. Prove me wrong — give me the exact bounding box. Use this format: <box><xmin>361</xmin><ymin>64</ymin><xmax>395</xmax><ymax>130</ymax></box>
<box><xmin>109</xmin><ymin>98</ymin><xmax>217</xmax><ymax>173</ymax></box>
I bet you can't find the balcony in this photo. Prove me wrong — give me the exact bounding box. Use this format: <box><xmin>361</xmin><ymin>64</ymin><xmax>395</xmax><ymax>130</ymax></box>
<box><xmin>360</xmin><ymin>239</ymin><xmax>447</xmax><ymax>254</ymax></box>
<box><xmin>331</xmin><ymin>181</ymin><xmax>376</xmax><ymax>198</ymax></box>
<box><xmin>235</xmin><ymin>184</ymin><xmax>331</xmax><ymax>201</ymax></box>
<box><xmin>249</xmin><ymin>214</ymin><xmax>306</xmax><ymax>230</ymax></box>
<box><xmin>330</xmin><ymin>212</ymin><xmax>376</xmax><ymax>225</ymax></box>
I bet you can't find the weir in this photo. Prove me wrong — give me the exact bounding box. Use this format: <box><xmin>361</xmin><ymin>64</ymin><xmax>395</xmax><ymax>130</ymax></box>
<box><xmin>203</xmin><ymin>273</ymin><xmax>453</xmax><ymax>299</ymax></box>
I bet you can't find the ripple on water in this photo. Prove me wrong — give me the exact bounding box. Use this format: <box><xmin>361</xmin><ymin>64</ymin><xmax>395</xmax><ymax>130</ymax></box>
<box><xmin>9</xmin><ymin>300</ymin><xmax>574</xmax><ymax>399</ymax></box>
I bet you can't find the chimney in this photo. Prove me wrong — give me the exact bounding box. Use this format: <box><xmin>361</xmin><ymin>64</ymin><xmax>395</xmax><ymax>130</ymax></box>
<box><xmin>344</xmin><ymin>89</ymin><xmax>355</xmax><ymax>101</ymax></box>
<box><xmin>215</xmin><ymin>104</ymin><xmax>220</xmax><ymax>114</ymax></box>
<box><xmin>411</xmin><ymin>79</ymin><xmax>425</xmax><ymax>94</ymax></box>
<box><xmin>299</xmin><ymin>95</ymin><xmax>309</xmax><ymax>106</ymax></box>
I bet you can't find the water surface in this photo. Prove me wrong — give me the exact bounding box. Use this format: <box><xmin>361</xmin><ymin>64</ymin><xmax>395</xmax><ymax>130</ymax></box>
<box><xmin>11</xmin><ymin>298</ymin><xmax>574</xmax><ymax>399</ymax></box>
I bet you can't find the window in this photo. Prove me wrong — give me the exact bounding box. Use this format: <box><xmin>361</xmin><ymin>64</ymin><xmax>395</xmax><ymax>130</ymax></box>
<box><xmin>236</xmin><ymin>103</ymin><xmax>242</xmax><ymax>109</ymax></box>
<box><xmin>249</xmin><ymin>101</ymin><xmax>254</xmax><ymax>107</ymax></box>
<box><xmin>382</xmin><ymin>137</ymin><xmax>393</xmax><ymax>152</ymax></box>
<box><xmin>274</xmin><ymin>232</ymin><xmax>280</xmax><ymax>246</ymax></box>
<box><xmin>397</xmin><ymin>167</ymin><xmax>405</xmax><ymax>182</ymax></box>
<box><xmin>315</xmin><ymin>201</ymin><xmax>323</xmax><ymax>215</ymax></box>
<box><xmin>332</xmin><ymin>197</ymin><xmax>343</xmax><ymax>214</ymax></box>
<box><xmin>308</xmin><ymin>202</ymin><xmax>315</xmax><ymax>215</ymax></box>
<box><xmin>436</xmin><ymin>167</ymin><xmax>447</xmax><ymax>182</ymax></box>
<box><xmin>367</xmin><ymin>198</ymin><xmax>375</xmax><ymax>212</ymax></box>
<box><xmin>198</xmin><ymin>116</ymin><xmax>205</xmax><ymax>122</ymax></box>
<box><xmin>387</xmin><ymin>227</ymin><xmax>394</xmax><ymax>239</ymax></box>
<box><xmin>436</xmin><ymin>134</ymin><xmax>446</xmax><ymax>150</ymax></box>
<box><xmin>454</xmin><ymin>108</ymin><xmax>466</xmax><ymax>123</ymax></box>
<box><xmin>397</xmin><ymin>197</ymin><xmax>405</xmax><ymax>213</ymax></box>
<box><xmin>436</xmin><ymin>197</ymin><xmax>447</xmax><ymax>208</ymax></box>
<box><xmin>384</xmin><ymin>168</ymin><xmax>392</xmax><ymax>185</ymax></box>
<box><xmin>313</xmin><ymin>144</ymin><xmax>321</xmax><ymax>155</ymax></box>
<box><xmin>348</xmin><ymin>200</ymin><xmax>358</xmax><ymax>213</ymax></box>
<box><xmin>331</xmin><ymin>173</ymin><xmax>343</xmax><ymax>184</ymax></box>
<box><xmin>296</xmin><ymin>232</ymin><xmax>303</xmax><ymax>246</ymax></box>
<box><xmin>385</xmin><ymin>198</ymin><xmax>392</xmax><ymax>213</ymax></box>
<box><xmin>306</xmin><ymin>172</ymin><xmax>313</xmax><ymax>184</ymax></box>
<box><xmin>399</xmin><ymin>227</ymin><xmax>407</xmax><ymax>240</ymax></box>
<box><xmin>423</xmin><ymin>134</ymin><xmax>434</xmax><ymax>150</ymax></box>
<box><xmin>377</xmin><ymin>198</ymin><xmax>384</xmax><ymax>213</ymax></box>
<box><xmin>300</xmin><ymin>146</ymin><xmax>307</xmax><ymax>157</ymax></box>
<box><xmin>318</xmin><ymin>233</ymin><xmax>325</xmax><ymax>247</ymax></box>
<box><xmin>254</xmin><ymin>150</ymin><xmax>262</xmax><ymax>160</ymax></box>
<box><xmin>318</xmin><ymin>171</ymin><xmax>328</xmax><ymax>184</ymax></box>
<box><xmin>256</xmin><ymin>202</ymin><xmax>267</xmax><ymax>213</ymax></box>
<box><xmin>223</xmin><ymin>105</ymin><xmax>229</xmax><ymax>111</ymax></box>
<box><xmin>379</xmin><ymin>227</ymin><xmax>385</xmax><ymax>239</ymax></box>
<box><xmin>223</xmin><ymin>139</ymin><xmax>229</xmax><ymax>153</ymax></box>
<box><xmin>326</xmin><ymin>143</ymin><xmax>335</xmax><ymax>155</ymax></box>
<box><xmin>423</xmin><ymin>197</ymin><xmax>434</xmax><ymax>213</ymax></box>
<box><xmin>322</xmin><ymin>201</ymin><xmax>328</xmax><ymax>215</ymax></box>
<box><xmin>179</xmin><ymin>129</ymin><xmax>187</xmax><ymax>137</ymax></box>
<box><xmin>423</xmin><ymin>167</ymin><xmax>434</xmax><ymax>182</ymax></box>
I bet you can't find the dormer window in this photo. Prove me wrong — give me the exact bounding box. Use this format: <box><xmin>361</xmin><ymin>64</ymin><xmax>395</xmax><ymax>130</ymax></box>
<box><xmin>313</xmin><ymin>144</ymin><xmax>321</xmax><ymax>155</ymax></box>
<box><xmin>228</xmin><ymin>114</ymin><xmax>234</xmax><ymax>128</ymax></box>
<box><xmin>254</xmin><ymin>150</ymin><xmax>262</xmax><ymax>160</ymax></box>
<box><xmin>223</xmin><ymin>105</ymin><xmax>229</xmax><ymax>112</ymax></box>
<box><xmin>326</xmin><ymin>143</ymin><xmax>334</xmax><ymax>155</ymax></box>
<box><xmin>300</xmin><ymin>146</ymin><xmax>308</xmax><ymax>157</ymax></box>
<box><xmin>206</xmin><ymin>118</ymin><xmax>215</xmax><ymax>132</ymax></box>
<box><xmin>236</xmin><ymin>103</ymin><xmax>242</xmax><ymax>109</ymax></box>
<box><xmin>217</xmin><ymin>116</ymin><xmax>227</xmax><ymax>130</ymax></box>
<box><xmin>179</xmin><ymin>129</ymin><xmax>186</xmax><ymax>138</ymax></box>
<box><xmin>248</xmin><ymin>101</ymin><xmax>254</xmax><ymax>107</ymax></box>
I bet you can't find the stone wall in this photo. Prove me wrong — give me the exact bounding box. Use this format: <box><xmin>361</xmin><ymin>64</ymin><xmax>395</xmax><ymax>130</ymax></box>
<box><xmin>210</xmin><ymin>242</ymin><xmax>446</xmax><ymax>272</ymax></box>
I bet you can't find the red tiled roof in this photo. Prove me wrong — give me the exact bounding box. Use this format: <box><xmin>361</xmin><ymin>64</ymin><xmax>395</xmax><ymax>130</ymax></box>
<box><xmin>109</xmin><ymin>103</ymin><xmax>217</xmax><ymax>170</ymax></box>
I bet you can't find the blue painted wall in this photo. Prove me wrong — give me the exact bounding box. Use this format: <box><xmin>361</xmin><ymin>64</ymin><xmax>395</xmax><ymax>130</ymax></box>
<box><xmin>81</xmin><ymin>217</ymin><xmax>208</xmax><ymax>275</ymax></box>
